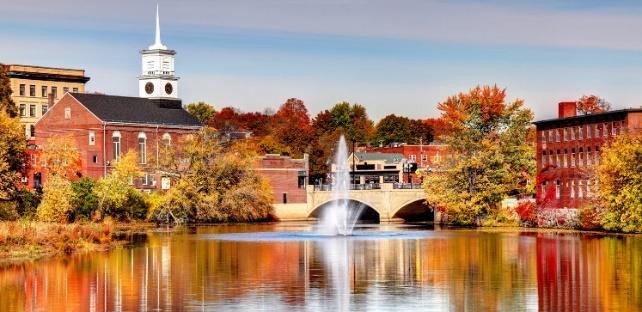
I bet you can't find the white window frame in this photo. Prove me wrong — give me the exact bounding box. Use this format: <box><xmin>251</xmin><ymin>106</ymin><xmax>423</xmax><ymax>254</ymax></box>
<box><xmin>112</xmin><ymin>131</ymin><xmax>121</xmax><ymax>161</ymax></box>
<box><xmin>64</xmin><ymin>107</ymin><xmax>71</xmax><ymax>119</ymax></box>
<box><xmin>89</xmin><ymin>131</ymin><xmax>96</xmax><ymax>146</ymax></box>
<box><xmin>138</xmin><ymin>132</ymin><xmax>147</xmax><ymax>164</ymax></box>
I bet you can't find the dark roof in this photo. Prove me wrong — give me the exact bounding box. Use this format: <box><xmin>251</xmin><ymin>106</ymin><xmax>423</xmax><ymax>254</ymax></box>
<box><xmin>533</xmin><ymin>108</ymin><xmax>642</xmax><ymax>126</ymax></box>
<box><xmin>354</xmin><ymin>152</ymin><xmax>405</xmax><ymax>164</ymax></box>
<box><xmin>70</xmin><ymin>93</ymin><xmax>201</xmax><ymax>127</ymax></box>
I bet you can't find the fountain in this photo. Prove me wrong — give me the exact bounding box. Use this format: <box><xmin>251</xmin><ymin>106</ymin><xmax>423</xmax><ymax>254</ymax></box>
<box><xmin>318</xmin><ymin>135</ymin><xmax>365</xmax><ymax>235</ymax></box>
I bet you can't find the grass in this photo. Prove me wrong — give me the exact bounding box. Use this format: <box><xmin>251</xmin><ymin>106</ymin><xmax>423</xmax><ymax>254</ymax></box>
<box><xmin>0</xmin><ymin>221</ymin><xmax>121</xmax><ymax>262</ymax></box>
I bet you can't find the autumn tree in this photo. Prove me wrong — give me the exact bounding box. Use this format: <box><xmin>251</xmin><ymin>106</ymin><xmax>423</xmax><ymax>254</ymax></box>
<box><xmin>93</xmin><ymin>151</ymin><xmax>145</xmax><ymax>220</ymax></box>
<box><xmin>0</xmin><ymin>110</ymin><xmax>24</xmax><ymax>201</ymax></box>
<box><xmin>422</xmin><ymin>85</ymin><xmax>535</xmax><ymax>225</ymax></box>
<box><xmin>424</xmin><ymin>118</ymin><xmax>451</xmax><ymax>142</ymax></box>
<box><xmin>594</xmin><ymin>133</ymin><xmax>642</xmax><ymax>233</ymax></box>
<box><xmin>36</xmin><ymin>136</ymin><xmax>81</xmax><ymax>222</ymax></box>
<box><xmin>185</xmin><ymin>101</ymin><xmax>216</xmax><ymax>124</ymax></box>
<box><xmin>272</xmin><ymin>98</ymin><xmax>312</xmax><ymax>157</ymax></box>
<box><xmin>0</xmin><ymin>64</ymin><xmax>18</xmax><ymax>117</ymax></box>
<box><xmin>576</xmin><ymin>95</ymin><xmax>611</xmax><ymax>115</ymax></box>
<box><xmin>209</xmin><ymin>107</ymin><xmax>273</xmax><ymax>138</ymax></box>
<box><xmin>328</xmin><ymin>102</ymin><xmax>374</xmax><ymax>144</ymax></box>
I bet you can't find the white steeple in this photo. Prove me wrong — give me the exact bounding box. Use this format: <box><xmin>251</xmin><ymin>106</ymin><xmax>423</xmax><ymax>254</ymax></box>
<box><xmin>148</xmin><ymin>4</ymin><xmax>167</xmax><ymax>50</ymax></box>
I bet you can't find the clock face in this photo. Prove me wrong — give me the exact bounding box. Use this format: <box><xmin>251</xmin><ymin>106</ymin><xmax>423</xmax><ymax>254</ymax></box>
<box><xmin>145</xmin><ymin>82</ymin><xmax>154</xmax><ymax>95</ymax></box>
<box><xmin>165</xmin><ymin>83</ymin><xmax>173</xmax><ymax>95</ymax></box>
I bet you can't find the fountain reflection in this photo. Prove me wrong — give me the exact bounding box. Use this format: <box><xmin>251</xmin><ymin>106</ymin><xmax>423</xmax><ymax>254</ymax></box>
<box><xmin>0</xmin><ymin>226</ymin><xmax>641</xmax><ymax>311</ymax></box>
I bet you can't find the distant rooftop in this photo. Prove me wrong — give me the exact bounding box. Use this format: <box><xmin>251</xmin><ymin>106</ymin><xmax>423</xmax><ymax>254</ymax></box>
<box><xmin>3</xmin><ymin>64</ymin><xmax>90</xmax><ymax>83</ymax></box>
<box><xmin>354</xmin><ymin>152</ymin><xmax>405</xmax><ymax>164</ymax></box>
<box><xmin>534</xmin><ymin>108</ymin><xmax>642</xmax><ymax>126</ymax></box>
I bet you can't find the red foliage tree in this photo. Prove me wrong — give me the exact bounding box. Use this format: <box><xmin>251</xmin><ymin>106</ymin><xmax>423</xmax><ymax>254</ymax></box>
<box><xmin>576</xmin><ymin>95</ymin><xmax>610</xmax><ymax>115</ymax></box>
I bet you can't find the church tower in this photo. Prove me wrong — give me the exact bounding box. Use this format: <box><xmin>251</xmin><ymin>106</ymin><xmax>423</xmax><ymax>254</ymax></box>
<box><xmin>139</xmin><ymin>5</ymin><xmax>178</xmax><ymax>99</ymax></box>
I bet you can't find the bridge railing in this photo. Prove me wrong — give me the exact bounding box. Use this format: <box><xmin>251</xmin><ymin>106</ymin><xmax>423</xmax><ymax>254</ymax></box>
<box><xmin>392</xmin><ymin>183</ymin><xmax>423</xmax><ymax>189</ymax></box>
<box><xmin>313</xmin><ymin>183</ymin><xmax>382</xmax><ymax>191</ymax></box>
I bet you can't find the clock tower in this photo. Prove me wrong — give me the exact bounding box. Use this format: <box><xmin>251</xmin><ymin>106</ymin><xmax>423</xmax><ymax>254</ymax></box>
<box><xmin>139</xmin><ymin>5</ymin><xmax>178</xmax><ymax>99</ymax></box>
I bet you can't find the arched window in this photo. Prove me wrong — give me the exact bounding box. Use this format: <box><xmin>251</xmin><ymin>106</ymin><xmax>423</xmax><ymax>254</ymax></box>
<box><xmin>138</xmin><ymin>132</ymin><xmax>147</xmax><ymax>164</ymax></box>
<box><xmin>162</xmin><ymin>133</ymin><xmax>172</xmax><ymax>147</ymax></box>
<box><xmin>112</xmin><ymin>131</ymin><xmax>121</xmax><ymax>161</ymax></box>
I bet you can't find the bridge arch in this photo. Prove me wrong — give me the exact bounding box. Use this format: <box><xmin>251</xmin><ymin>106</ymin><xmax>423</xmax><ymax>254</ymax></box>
<box><xmin>308</xmin><ymin>199</ymin><xmax>380</xmax><ymax>223</ymax></box>
<box><xmin>392</xmin><ymin>198</ymin><xmax>434</xmax><ymax>222</ymax></box>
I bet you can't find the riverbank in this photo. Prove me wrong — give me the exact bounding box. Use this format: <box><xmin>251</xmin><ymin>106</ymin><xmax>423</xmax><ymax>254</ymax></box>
<box><xmin>0</xmin><ymin>221</ymin><xmax>155</xmax><ymax>263</ymax></box>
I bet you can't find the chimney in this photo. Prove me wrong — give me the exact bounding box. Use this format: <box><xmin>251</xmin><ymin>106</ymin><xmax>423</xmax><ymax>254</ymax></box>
<box><xmin>558</xmin><ymin>101</ymin><xmax>577</xmax><ymax>119</ymax></box>
<box><xmin>48</xmin><ymin>93</ymin><xmax>54</xmax><ymax>107</ymax></box>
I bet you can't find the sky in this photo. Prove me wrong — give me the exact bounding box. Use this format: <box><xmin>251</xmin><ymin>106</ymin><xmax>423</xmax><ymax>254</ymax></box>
<box><xmin>2</xmin><ymin>0</ymin><xmax>642</xmax><ymax>121</ymax></box>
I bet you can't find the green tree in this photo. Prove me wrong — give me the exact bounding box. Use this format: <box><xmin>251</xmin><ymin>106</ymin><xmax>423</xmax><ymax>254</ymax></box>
<box><xmin>328</xmin><ymin>102</ymin><xmax>374</xmax><ymax>143</ymax></box>
<box><xmin>0</xmin><ymin>64</ymin><xmax>18</xmax><ymax>117</ymax></box>
<box><xmin>185</xmin><ymin>101</ymin><xmax>216</xmax><ymax>124</ymax></box>
<box><xmin>422</xmin><ymin>85</ymin><xmax>535</xmax><ymax>225</ymax></box>
<box><xmin>371</xmin><ymin>114</ymin><xmax>433</xmax><ymax>146</ymax></box>
<box><xmin>596</xmin><ymin>133</ymin><xmax>642</xmax><ymax>233</ymax></box>
<box><xmin>70</xmin><ymin>177</ymin><xmax>98</xmax><ymax>220</ymax></box>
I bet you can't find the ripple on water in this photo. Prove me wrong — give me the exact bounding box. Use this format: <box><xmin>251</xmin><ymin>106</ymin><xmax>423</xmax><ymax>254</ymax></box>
<box><xmin>200</xmin><ymin>230</ymin><xmax>434</xmax><ymax>242</ymax></box>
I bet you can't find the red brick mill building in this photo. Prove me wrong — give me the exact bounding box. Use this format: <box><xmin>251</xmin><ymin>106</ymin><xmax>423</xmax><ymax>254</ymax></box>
<box><xmin>534</xmin><ymin>102</ymin><xmax>642</xmax><ymax>211</ymax></box>
<box><xmin>30</xmin><ymin>93</ymin><xmax>201</xmax><ymax>189</ymax></box>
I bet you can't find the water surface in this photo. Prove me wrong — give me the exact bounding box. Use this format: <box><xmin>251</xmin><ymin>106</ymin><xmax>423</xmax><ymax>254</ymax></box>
<box><xmin>0</xmin><ymin>223</ymin><xmax>641</xmax><ymax>311</ymax></box>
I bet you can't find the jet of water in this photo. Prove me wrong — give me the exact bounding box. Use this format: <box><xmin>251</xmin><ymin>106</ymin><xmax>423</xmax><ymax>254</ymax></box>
<box><xmin>319</xmin><ymin>135</ymin><xmax>364</xmax><ymax>235</ymax></box>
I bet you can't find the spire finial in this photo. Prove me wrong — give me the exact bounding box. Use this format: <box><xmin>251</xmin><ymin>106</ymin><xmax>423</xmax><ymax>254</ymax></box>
<box><xmin>149</xmin><ymin>3</ymin><xmax>167</xmax><ymax>50</ymax></box>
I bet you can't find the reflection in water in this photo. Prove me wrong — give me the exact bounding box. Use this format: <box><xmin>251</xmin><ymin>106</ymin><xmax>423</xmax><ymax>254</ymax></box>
<box><xmin>0</xmin><ymin>225</ymin><xmax>641</xmax><ymax>311</ymax></box>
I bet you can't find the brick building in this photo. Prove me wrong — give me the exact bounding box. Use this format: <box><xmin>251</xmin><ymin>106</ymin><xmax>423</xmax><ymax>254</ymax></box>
<box><xmin>28</xmin><ymin>7</ymin><xmax>202</xmax><ymax>190</ymax></box>
<box><xmin>366</xmin><ymin>143</ymin><xmax>450</xmax><ymax>183</ymax></box>
<box><xmin>534</xmin><ymin>102</ymin><xmax>642</xmax><ymax>210</ymax></box>
<box><xmin>32</xmin><ymin>93</ymin><xmax>201</xmax><ymax>189</ymax></box>
<box><xmin>255</xmin><ymin>154</ymin><xmax>309</xmax><ymax>204</ymax></box>
<box><xmin>2</xmin><ymin>64</ymin><xmax>90</xmax><ymax>139</ymax></box>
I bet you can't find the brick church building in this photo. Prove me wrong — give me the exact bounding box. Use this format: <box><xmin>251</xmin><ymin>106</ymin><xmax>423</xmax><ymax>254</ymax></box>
<box><xmin>30</xmin><ymin>7</ymin><xmax>201</xmax><ymax>190</ymax></box>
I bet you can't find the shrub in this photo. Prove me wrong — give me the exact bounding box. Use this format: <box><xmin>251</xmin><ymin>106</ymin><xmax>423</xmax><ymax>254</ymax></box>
<box><xmin>15</xmin><ymin>189</ymin><xmax>41</xmax><ymax>218</ymax></box>
<box><xmin>579</xmin><ymin>204</ymin><xmax>605</xmax><ymax>230</ymax></box>
<box><xmin>70</xmin><ymin>177</ymin><xmax>98</xmax><ymax>220</ymax></box>
<box><xmin>0</xmin><ymin>201</ymin><xmax>19</xmax><ymax>221</ymax></box>
<box><xmin>126</xmin><ymin>189</ymin><xmax>148</xmax><ymax>220</ymax></box>
<box><xmin>515</xmin><ymin>201</ymin><xmax>537</xmax><ymax>226</ymax></box>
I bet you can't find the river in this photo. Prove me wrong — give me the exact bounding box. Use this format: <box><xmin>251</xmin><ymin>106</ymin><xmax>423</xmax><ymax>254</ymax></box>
<box><xmin>0</xmin><ymin>223</ymin><xmax>640</xmax><ymax>311</ymax></box>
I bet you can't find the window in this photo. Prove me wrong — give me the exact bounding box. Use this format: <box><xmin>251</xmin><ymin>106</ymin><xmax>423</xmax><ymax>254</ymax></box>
<box><xmin>282</xmin><ymin>193</ymin><xmax>288</xmax><ymax>204</ymax></box>
<box><xmin>409</xmin><ymin>155</ymin><xmax>416</xmax><ymax>162</ymax></box>
<box><xmin>162</xmin><ymin>133</ymin><xmax>171</xmax><ymax>146</ymax></box>
<box><xmin>548</xmin><ymin>150</ymin><xmax>553</xmax><ymax>165</ymax></box>
<box><xmin>29</xmin><ymin>104</ymin><xmax>36</xmax><ymax>117</ymax></box>
<box><xmin>563</xmin><ymin>150</ymin><xmax>568</xmax><ymax>168</ymax></box>
<box><xmin>138</xmin><ymin>133</ymin><xmax>147</xmax><ymax>164</ymax></box>
<box><xmin>611</xmin><ymin>121</ymin><xmax>617</xmax><ymax>136</ymax></box>
<box><xmin>595</xmin><ymin>146</ymin><xmax>600</xmax><ymax>164</ymax></box>
<box><xmin>29</xmin><ymin>125</ymin><xmax>35</xmax><ymax>138</ymax></box>
<box><xmin>541</xmin><ymin>131</ymin><xmax>546</xmax><ymax>144</ymax></box>
<box><xmin>72</xmin><ymin>88</ymin><xmax>78</xmax><ymax>93</ymax></box>
<box><xmin>19</xmin><ymin>84</ymin><xmax>25</xmax><ymax>96</ymax></box>
<box><xmin>555</xmin><ymin>180</ymin><xmax>561</xmax><ymax>199</ymax></box>
<box><xmin>89</xmin><ymin>131</ymin><xmax>96</xmax><ymax>146</ymax></box>
<box><xmin>92</xmin><ymin>155</ymin><xmax>98</xmax><ymax>164</ymax></box>
<box><xmin>542</xmin><ymin>151</ymin><xmax>547</xmax><ymax>165</ymax></box>
<box><xmin>578</xmin><ymin>180</ymin><xmax>584</xmax><ymax>198</ymax></box>
<box><xmin>578</xmin><ymin>126</ymin><xmax>583</xmax><ymax>140</ymax></box>
<box><xmin>64</xmin><ymin>107</ymin><xmax>71</xmax><ymax>119</ymax></box>
<box><xmin>29</xmin><ymin>85</ymin><xmax>35</xmax><ymax>97</ymax></box>
<box><xmin>421</xmin><ymin>155</ymin><xmax>428</xmax><ymax>161</ymax></box>
<box><xmin>579</xmin><ymin>150</ymin><xmax>583</xmax><ymax>167</ymax></box>
<box><xmin>142</xmin><ymin>173</ymin><xmax>149</xmax><ymax>186</ymax></box>
<box><xmin>563</xmin><ymin>128</ymin><xmax>568</xmax><ymax>141</ymax></box>
<box><xmin>587</xmin><ymin>148</ymin><xmax>592</xmax><ymax>166</ymax></box>
<box><xmin>603</xmin><ymin>123</ymin><xmax>608</xmax><ymax>137</ymax></box>
<box><xmin>19</xmin><ymin>104</ymin><xmax>26</xmax><ymax>117</ymax></box>
<box><xmin>586</xmin><ymin>124</ymin><xmax>592</xmax><ymax>139</ymax></box>
<box><xmin>555</xmin><ymin>129</ymin><xmax>560</xmax><ymax>142</ymax></box>
<box><xmin>41</xmin><ymin>86</ymin><xmax>47</xmax><ymax>97</ymax></box>
<box><xmin>594</xmin><ymin>124</ymin><xmax>600</xmax><ymax>138</ymax></box>
<box><xmin>541</xmin><ymin>182</ymin><xmax>547</xmax><ymax>200</ymax></box>
<box><xmin>571</xmin><ymin>151</ymin><xmax>575</xmax><ymax>167</ymax></box>
<box><xmin>548</xmin><ymin>130</ymin><xmax>553</xmax><ymax>143</ymax></box>
<box><xmin>41</xmin><ymin>105</ymin><xmax>48</xmax><ymax>116</ymax></box>
<box><xmin>556</xmin><ymin>150</ymin><xmax>560</xmax><ymax>167</ymax></box>
<box><xmin>570</xmin><ymin>127</ymin><xmax>575</xmax><ymax>140</ymax></box>
<box><xmin>31</xmin><ymin>154</ymin><xmax>36</xmax><ymax>166</ymax></box>
<box><xmin>51</xmin><ymin>87</ymin><xmax>57</xmax><ymax>99</ymax></box>
<box><xmin>112</xmin><ymin>131</ymin><xmax>121</xmax><ymax>161</ymax></box>
<box><xmin>570</xmin><ymin>180</ymin><xmax>575</xmax><ymax>199</ymax></box>
<box><xmin>63</xmin><ymin>87</ymin><xmax>69</xmax><ymax>95</ymax></box>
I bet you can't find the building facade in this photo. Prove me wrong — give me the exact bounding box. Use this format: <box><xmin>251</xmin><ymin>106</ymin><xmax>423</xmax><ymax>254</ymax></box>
<box><xmin>2</xmin><ymin>64</ymin><xmax>90</xmax><ymax>139</ymax></box>
<box><xmin>255</xmin><ymin>154</ymin><xmax>309</xmax><ymax>204</ymax></box>
<box><xmin>534</xmin><ymin>102</ymin><xmax>642</xmax><ymax>210</ymax></box>
<box><xmin>29</xmin><ymin>6</ymin><xmax>201</xmax><ymax>190</ymax></box>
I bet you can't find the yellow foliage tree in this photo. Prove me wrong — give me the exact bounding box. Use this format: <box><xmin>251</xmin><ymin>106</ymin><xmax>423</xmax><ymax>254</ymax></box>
<box><xmin>596</xmin><ymin>133</ymin><xmax>642</xmax><ymax>233</ymax></box>
<box><xmin>94</xmin><ymin>150</ymin><xmax>143</xmax><ymax>220</ymax></box>
<box><xmin>36</xmin><ymin>135</ymin><xmax>79</xmax><ymax>222</ymax></box>
<box><xmin>0</xmin><ymin>110</ymin><xmax>25</xmax><ymax>200</ymax></box>
<box><xmin>40</xmin><ymin>135</ymin><xmax>80</xmax><ymax>177</ymax></box>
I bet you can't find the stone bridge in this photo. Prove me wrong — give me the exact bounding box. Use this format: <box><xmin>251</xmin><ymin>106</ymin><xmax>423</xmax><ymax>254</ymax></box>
<box><xmin>274</xmin><ymin>183</ymin><xmax>437</xmax><ymax>222</ymax></box>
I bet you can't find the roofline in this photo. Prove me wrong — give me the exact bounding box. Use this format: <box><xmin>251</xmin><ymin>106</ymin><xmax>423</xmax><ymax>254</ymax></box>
<box><xmin>34</xmin><ymin>93</ymin><xmax>103</xmax><ymax>128</ymax></box>
<box><xmin>3</xmin><ymin>63</ymin><xmax>87</xmax><ymax>73</ymax></box>
<box><xmin>104</xmin><ymin>121</ymin><xmax>202</xmax><ymax>129</ymax></box>
<box><xmin>533</xmin><ymin>108</ymin><xmax>642</xmax><ymax>125</ymax></box>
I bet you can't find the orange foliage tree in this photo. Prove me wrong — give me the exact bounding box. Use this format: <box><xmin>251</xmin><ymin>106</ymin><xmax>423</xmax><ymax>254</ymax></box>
<box><xmin>576</xmin><ymin>95</ymin><xmax>610</xmax><ymax>115</ymax></box>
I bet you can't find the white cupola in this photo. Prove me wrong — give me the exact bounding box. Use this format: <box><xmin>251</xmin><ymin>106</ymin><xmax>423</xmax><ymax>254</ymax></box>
<box><xmin>138</xmin><ymin>4</ymin><xmax>179</xmax><ymax>99</ymax></box>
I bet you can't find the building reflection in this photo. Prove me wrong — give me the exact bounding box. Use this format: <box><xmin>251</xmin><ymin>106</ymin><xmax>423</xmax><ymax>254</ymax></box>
<box><xmin>0</xmin><ymin>227</ymin><xmax>641</xmax><ymax>311</ymax></box>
